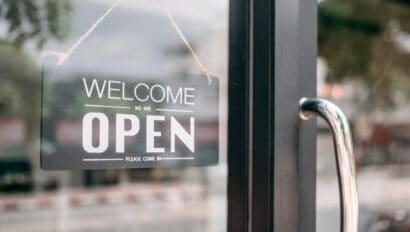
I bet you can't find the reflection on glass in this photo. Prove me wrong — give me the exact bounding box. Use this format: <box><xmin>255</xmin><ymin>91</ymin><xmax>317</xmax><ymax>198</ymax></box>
<box><xmin>0</xmin><ymin>0</ymin><xmax>228</xmax><ymax>231</ymax></box>
<box><xmin>317</xmin><ymin>0</ymin><xmax>410</xmax><ymax>231</ymax></box>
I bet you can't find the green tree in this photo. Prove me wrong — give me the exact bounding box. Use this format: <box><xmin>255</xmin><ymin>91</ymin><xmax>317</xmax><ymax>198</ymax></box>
<box><xmin>0</xmin><ymin>0</ymin><xmax>72</xmax><ymax>136</ymax></box>
<box><xmin>0</xmin><ymin>1</ymin><xmax>72</xmax><ymax>170</ymax></box>
<box><xmin>319</xmin><ymin>0</ymin><xmax>410</xmax><ymax>108</ymax></box>
<box><xmin>0</xmin><ymin>0</ymin><xmax>72</xmax><ymax>48</ymax></box>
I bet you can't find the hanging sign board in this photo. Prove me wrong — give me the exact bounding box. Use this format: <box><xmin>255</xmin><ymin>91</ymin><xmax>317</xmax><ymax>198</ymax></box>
<box><xmin>40</xmin><ymin>0</ymin><xmax>220</xmax><ymax>170</ymax></box>
<box><xmin>40</xmin><ymin>60</ymin><xmax>219</xmax><ymax>170</ymax></box>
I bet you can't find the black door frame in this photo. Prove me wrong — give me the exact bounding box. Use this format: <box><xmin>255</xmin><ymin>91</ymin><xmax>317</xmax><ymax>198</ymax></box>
<box><xmin>228</xmin><ymin>0</ymin><xmax>317</xmax><ymax>231</ymax></box>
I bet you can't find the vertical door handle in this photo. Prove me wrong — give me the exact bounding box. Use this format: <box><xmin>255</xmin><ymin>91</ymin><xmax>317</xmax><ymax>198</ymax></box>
<box><xmin>299</xmin><ymin>98</ymin><xmax>358</xmax><ymax>232</ymax></box>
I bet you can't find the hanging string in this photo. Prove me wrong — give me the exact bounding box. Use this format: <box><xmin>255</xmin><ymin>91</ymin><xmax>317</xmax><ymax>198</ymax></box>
<box><xmin>157</xmin><ymin>0</ymin><xmax>213</xmax><ymax>84</ymax></box>
<box><xmin>57</xmin><ymin>0</ymin><xmax>122</xmax><ymax>66</ymax></box>
<box><xmin>43</xmin><ymin>0</ymin><xmax>122</xmax><ymax>66</ymax></box>
<box><xmin>43</xmin><ymin>0</ymin><xmax>214</xmax><ymax>84</ymax></box>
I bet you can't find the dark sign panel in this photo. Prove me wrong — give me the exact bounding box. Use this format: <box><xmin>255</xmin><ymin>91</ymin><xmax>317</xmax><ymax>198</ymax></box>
<box><xmin>41</xmin><ymin>61</ymin><xmax>219</xmax><ymax>170</ymax></box>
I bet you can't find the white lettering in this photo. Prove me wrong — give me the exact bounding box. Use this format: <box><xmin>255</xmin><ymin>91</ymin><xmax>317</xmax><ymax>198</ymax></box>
<box><xmin>116</xmin><ymin>114</ymin><xmax>140</xmax><ymax>153</ymax></box>
<box><xmin>83</xmin><ymin>78</ymin><xmax>107</xmax><ymax>98</ymax></box>
<box><xmin>122</xmin><ymin>82</ymin><xmax>133</xmax><ymax>101</ymax></box>
<box><xmin>82</xmin><ymin>112</ymin><xmax>109</xmax><ymax>153</ymax></box>
<box><xmin>184</xmin><ymin>88</ymin><xmax>195</xmax><ymax>105</ymax></box>
<box><xmin>166</xmin><ymin>86</ymin><xmax>183</xmax><ymax>104</ymax></box>
<box><xmin>150</xmin><ymin>85</ymin><xmax>166</xmax><ymax>103</ymax></box>
<box><xmin>170</xmin><ymin>117</ymin><xmax>195</xmax><ymax>152</ymax></box>
<box><xmin>134</xmin><ymin>83</ymin><xmax>149</xmax><ymax>102</ymax></box>
<box><xmin>146</xmin><ymin>115</ymin><xmax>165</xmax><ymax>153</ymax></box>
<box><xmin>108</xmin><ymin>80</ymin><xmax>121</xmax><ymax>100</ymax></box>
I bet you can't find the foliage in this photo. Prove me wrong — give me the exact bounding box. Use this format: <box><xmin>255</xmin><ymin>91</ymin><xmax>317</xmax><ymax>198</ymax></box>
<box><xmin>0</xmin><ymin>0</ymin><xmax>72</xmax><ymax>140</ymax></box>
<box><xmin>0</xmin><ymin>0</ymin><xmax>72</xmax><ymax>48</ymax></box>
<box><xmin>0</xmin><ymin>41</ymin><xmax>40</xmax><ymax>117</ymax></box>
<box><xmin>319</xmin><ymin>0</ymin><xmax>410</xmax><ymax>108</ymax></box>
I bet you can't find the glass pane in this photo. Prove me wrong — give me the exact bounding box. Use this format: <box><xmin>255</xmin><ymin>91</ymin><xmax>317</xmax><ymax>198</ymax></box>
<box><xmin>0</xmin><ymin>0</ymin><xmax>228</xmax><ymax>231</ymax></box>
<box><xmin>317</xmin><ymin>1</ymin><xmax>410</xmax><ymax>231</ymax></box>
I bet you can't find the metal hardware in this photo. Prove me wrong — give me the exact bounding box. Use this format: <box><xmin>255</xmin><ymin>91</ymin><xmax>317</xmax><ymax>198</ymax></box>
<box><xmin>299</xmin><ymin>98</ymin><xmax>358</xmax><ymax>232</ymax></box>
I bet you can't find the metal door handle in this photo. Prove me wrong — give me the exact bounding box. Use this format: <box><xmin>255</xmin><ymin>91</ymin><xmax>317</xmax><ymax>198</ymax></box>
<box><xmin>299</xmin><ymin>98</ymin><xmax>358</xmax><ymax>232</ymax></box>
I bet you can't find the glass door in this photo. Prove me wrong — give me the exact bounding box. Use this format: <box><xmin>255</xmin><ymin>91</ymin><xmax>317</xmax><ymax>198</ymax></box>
<box><xmin>317</xmin><ymin>0</ymin><xmax>410</xmax><ymax>231</ymax></box>
<box><xmin>0</xmin><ymin>0</ymin><xmax>233</xmax><ymax>231</ymax></box>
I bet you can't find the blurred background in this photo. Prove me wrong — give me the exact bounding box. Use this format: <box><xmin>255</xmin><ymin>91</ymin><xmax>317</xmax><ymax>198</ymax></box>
<box><xmin>0</xmin><ymin>0</ymin><xmax>228</xmax><ymax>231</ymax></box>
<box><xmin>0</xmin><ymin>0</ymin><xmax>409</xmax><ymax>231</ymax></box>
<box><xmin>317</xmin><ymin>0</ymin><xmax>410</xmax><ymax>231</ymax></box>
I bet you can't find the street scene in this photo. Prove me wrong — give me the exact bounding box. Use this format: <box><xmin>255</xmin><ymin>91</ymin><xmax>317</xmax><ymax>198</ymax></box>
<box><xmin>0</xmin><ymin>0</ymin><xmax>409</xmax><ymax>231</ymax></box>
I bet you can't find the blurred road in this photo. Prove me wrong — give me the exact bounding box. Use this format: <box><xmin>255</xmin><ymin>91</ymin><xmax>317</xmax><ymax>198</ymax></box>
<box><xmin>0</xmin><ymin>183</ymin><xmax>226</xmax><ymax>232</ymax></box>
<box><xmin>317</xmin><ymin>164</ymin><xmax>410</xmax><ymax>232</ymax></box>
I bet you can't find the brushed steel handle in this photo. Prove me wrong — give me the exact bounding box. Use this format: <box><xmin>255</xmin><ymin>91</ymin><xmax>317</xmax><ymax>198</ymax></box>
<box><xmin>299</xmin><ymin>98</ymin><xmax>358</xmax><ymax>232</ymax></box>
